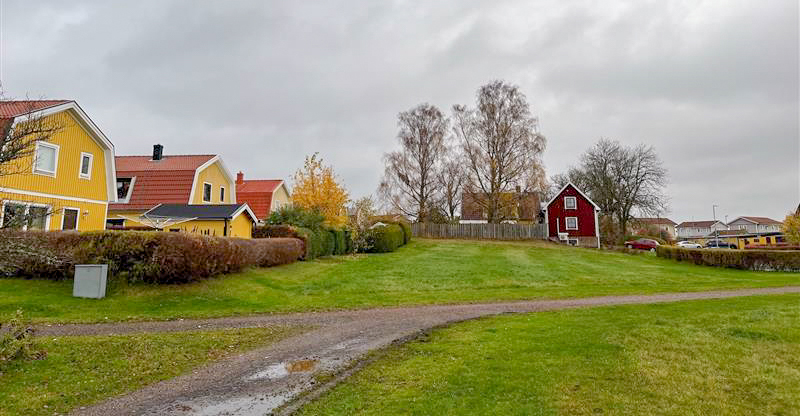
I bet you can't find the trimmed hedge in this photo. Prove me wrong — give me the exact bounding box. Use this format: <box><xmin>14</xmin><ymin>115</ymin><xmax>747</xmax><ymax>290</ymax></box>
<box><xmin>656</xmin><ymin>245</ymin><xmax>800</xmax><ymax>271</ymax></box>
<box><xmin>397</xmin><ymin>222</ymin><xmax>412</xmax><ymax>244</ymax></box>
<box><xmin>254</xmin><ymin>225</ymin><xmax>350</xmax><ymax>259</ymax></box>
<box><xmin>1</xmin><ymin>231</ymin><xmax>304</xmax><ymax>284</ymax></box>
<box><xmin>368</xmin><ymin>224</ymin><xmax>406</xmax><ymax>253</ymax></box>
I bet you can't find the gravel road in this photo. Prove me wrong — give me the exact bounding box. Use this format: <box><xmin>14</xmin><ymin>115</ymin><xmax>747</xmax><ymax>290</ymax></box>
<box><xmin>59</xmin><ymin>286</ymin><xmax>800</xmax><ymax>416</ymax></box>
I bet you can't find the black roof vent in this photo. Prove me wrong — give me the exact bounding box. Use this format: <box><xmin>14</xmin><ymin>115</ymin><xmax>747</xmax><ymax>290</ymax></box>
<box><xmin>152</xmin><ymin>144</ymin><xmax>164</xmax><ymax>161</ymax></box>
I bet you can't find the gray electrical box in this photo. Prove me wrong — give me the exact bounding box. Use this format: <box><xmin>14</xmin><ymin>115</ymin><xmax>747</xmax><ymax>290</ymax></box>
<box><xmin>73</xmin><ymin>264</ymin><xmax>108</xmax><ymax>299</ymax></box>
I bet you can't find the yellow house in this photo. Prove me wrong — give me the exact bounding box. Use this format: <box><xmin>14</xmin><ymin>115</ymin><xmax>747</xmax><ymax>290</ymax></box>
<box><xmin>142</xmin><ymin>203</ymin><xmax>257</xmax><ymax>238</ymax></box>
<box><xmin>107</xmin><ymin>145</ymin><xmax>255</xmax><ymax>237</ymax></box>
<box><xmin>0</xmin><ymin>100</ymin><xmax>116</xmax><ymax>231</ymax></box>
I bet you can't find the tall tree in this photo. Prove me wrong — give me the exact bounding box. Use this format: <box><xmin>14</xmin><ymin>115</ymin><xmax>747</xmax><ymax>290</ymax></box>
<box><xmin>453</xmin><ymin>81</ymin><xmax>546</xmax><ymax>223</ymax></box>
<box><xmin>380</xmin><ymin>103</ymin><xmax>447</xmax><ymax>222</ymax></box>
<box><xmin>556</xmin><ymin>138</ymin><xmax>668</xmax><ymax>241</ymax></box>
<box><xmin>291</xmin><ymin>153</ymin><xmax>350</xmax><ymax>227</ymax></box>
<box><xmin>435</xmin><ymin>148</ymin><xmax>466</xmax><ymax>221</ymax></box>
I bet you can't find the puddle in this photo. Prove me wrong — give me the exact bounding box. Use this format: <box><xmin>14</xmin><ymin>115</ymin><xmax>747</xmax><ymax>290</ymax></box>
<box><xmin>246</xmin><ymin>359</ymin><xmax>317</xmax><ymax>381</ymax></box>
<box><xmin>191</xmin><ymin>389</ymin><xmax>300</xmax><ymax>416</ymax></box>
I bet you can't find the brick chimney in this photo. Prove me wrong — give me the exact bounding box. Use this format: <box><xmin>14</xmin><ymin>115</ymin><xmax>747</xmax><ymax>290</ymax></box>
<box><xmin>236</xmin><ymin>171</ymin><xmax>244</xmax><ymax>184</ymax></box>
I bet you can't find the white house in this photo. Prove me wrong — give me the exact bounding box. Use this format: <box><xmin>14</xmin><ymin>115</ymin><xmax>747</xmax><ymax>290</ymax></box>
<box><xmin>676</xmin><ymin>220</ymin><xmax>728</xmax><ymax>239</ymax></box>
<box><xmin>726</xmin><ymin>216</ymin><xmax>783</xmax><ymax>234</ymax></box>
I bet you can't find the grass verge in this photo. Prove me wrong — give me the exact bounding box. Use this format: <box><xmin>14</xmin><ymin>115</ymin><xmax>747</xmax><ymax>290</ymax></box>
<box><xmin>1</xmin><ymin>239</ymin><xmax>799</xmax><ymax>323</ymax></box>
<box><xmin>0</xmin><ymin>326</ymin><xmax>302</xmax><ymax>416</ymax></box>
<box><xmin>298</xmin><ymin>294</ymin><xmax>800</xmax><ymax>415</ymax></box>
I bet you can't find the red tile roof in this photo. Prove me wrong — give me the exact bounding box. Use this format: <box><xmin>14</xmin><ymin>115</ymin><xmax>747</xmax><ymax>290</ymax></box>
<box><xmin>236</xmin><ymin>179</ymin><xmax>284</xmax><ymax>220</ymax></box>
<box><xmin>109</xmin><ymin>155</ymin><xmax>215</xmax><ymax>211</ymax></box>
<box><xmin>0</xmin><ymin>100</ymin><xmax>72</xmax><ymax>117</ymax></box>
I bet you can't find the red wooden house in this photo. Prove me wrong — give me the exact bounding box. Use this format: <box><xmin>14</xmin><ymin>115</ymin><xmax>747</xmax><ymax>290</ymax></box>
<box><xmin>545</xmin><ymin>183</ymin><xmax>600</xmax><ymax>248</ymax></box>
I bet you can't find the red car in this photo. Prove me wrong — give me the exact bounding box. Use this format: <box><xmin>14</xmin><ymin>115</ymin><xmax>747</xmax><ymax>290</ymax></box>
<box><xmin>624</xmin><ymin>238</ymin><xmax>660</xmax><ymax>251</ymax></box>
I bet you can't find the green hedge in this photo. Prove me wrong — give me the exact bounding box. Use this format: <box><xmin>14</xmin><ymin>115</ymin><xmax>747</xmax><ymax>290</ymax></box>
<box><xmin>1</xmin><ymin>231</ymin><xmax>304</xmax><ymax>284</ymax></box>
<box><xmin>254</xmin><ymin>225</ymin><xmax>352</xmax><ymax>259</ymax></box>
<box><xmin>397</xmin><ymin>222</ymin><xmax>412</xmax><ymax>244</ymax></box>
<box><xmin>368</xmin><ymin>224</ymin><xmax>406</xmax><ymax>253</ymax></box>
<box><xmin>656</xmin><ymin>245</ymin><xmax>800</xmax><ymax>271</ymax></box>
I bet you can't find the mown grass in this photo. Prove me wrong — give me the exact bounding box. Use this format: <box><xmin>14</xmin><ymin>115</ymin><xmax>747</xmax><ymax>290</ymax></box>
<box><xmin>298</xmin><ymin>294</ymin><xmax>800</xmax><ymax>415</ymax></box>
<box><xmin>0</xmin><ymin>326</ymin><xmax>302</xmax><ymax>416</ymax></box>
<box><xmin>1</xmin><ymin>239</ymin><xmax>798</xmax><ymax>323</ymax></box>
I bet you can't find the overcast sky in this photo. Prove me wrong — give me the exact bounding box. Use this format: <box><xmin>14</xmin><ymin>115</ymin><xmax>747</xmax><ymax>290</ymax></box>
<box><xmin>1</xmin><ymin>0</ymin><xmax>797</xmax><ymax>222</ymax></box>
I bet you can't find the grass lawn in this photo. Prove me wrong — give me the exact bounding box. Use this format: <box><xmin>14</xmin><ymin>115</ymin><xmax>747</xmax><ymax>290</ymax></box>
<box><xmin>298</xmin><ymin>294</ymin><xmax>800</xmax><ymax>415</ymax></box>
<box><xmin>0</xmin><ymin>326</ymin><xmax>302</xmax><ymax>416</ymax></box>
<box><xmin>1</xmin><ymin>239</ymin><xmax>798</xmax><ymax>323</ymax></box>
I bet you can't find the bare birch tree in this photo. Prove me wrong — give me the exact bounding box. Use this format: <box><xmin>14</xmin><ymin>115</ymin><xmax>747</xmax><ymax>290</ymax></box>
<box><xmin>453</xmin><ymin>81</ymin><xmax>546</xmax><ymax>223</ymax></box>
<box><xmin>435</xmin><ymin>150</ymin><xmax>466</xmax><ymax>221</ymax></box>
<box><xmin>380</xmin><ymin>103</ymin><xmax>447</xmax><ymax>222</ymax></box>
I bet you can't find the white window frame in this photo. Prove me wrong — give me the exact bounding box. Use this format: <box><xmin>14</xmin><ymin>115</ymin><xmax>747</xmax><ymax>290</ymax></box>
<box><xmin>566</xmin><ymin>216</ymin><xmax>578</xmax><ymax>230</ymax></box>
<box><xmin>220</xmin><ymin>186</ymin><xmax>226</xmax><ymax>202</ymax></box>
<box><xmin>568</xmin><ymin>238</ymin><xmax>579</xmax><ymax>246</ymax></box>
<box><xmin>0</xmin><ymin>200</ymin><xmax>51</xmax><ymax>231</ymax></box>
<box><xmin>116</xmin><ymin>176</ymin><xmax>137</xmax><ymax>203</ymax></box>
<box><xmin>202</xmin><ymin>182</ymin><xmax>212</xmax><ymax>203</ymax></box>
<box><xmin>564</xmin><ymin>196</ymin><xmax>577</xmax><ymax>210</ymax></box>
<box><xmin>32</xmin><ymin>141</ymin><xmax>60</xmax><ymax>177</ymax></box>
<box><xmin>61</xmin><ymin>207</ymin><xmax>81</xmax><ymax>231</ymax></box>
<box><xmin>79</xmin><ymin>152</ymin><xmax>93</xmax><ymax>179</ymax></box>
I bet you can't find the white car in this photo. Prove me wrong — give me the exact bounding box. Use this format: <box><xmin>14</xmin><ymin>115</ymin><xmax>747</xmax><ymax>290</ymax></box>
<box><xmin>676</xmin><ymin>241</ymin><xmax>702</xmax><ymax>249</ymax></box>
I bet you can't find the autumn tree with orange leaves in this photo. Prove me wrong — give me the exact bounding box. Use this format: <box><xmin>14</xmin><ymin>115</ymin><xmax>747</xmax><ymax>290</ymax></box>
<box><xmin>291</xmin><ymin>153</ymin><xmax>349</xmax><ymax>227</ymax></box>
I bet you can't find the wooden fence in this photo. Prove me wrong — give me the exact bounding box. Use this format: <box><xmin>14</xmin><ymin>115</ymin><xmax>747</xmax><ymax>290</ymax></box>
<box><xmin>412</xmin><ymin>222</ymin><xmax>547</xmax><ymax>241</ymax></box>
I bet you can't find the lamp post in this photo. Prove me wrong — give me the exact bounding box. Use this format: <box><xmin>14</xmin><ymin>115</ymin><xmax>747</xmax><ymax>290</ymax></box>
<box><xmin>713</xmin><ymin>204</ymin><xmax>719</xmax><ymax>244</ymax></box>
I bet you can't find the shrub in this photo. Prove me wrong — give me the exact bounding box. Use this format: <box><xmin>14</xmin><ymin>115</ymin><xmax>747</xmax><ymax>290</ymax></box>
<box><xmin>266</xmin><ymin>205</ymin><xmax>325</xmax><ymax>230</ymax></box>
<box><xmin>1</xmin><ymin>231</ymin><xmax>303</xmax><ymax>284</ymax></box>
<box><xmin>329</xmin><ymin>228</ymin><xmax>347</xmax><ymax>255</ymax></box>
<box><xmin>368</xmin><ymin>224</ymin><xmax>405</xmax><ymax>253</ymax></box>
<box><xmin>397</xmin><ymin>222</ymin><xmax>412</xmax><ymax>244</ymax></box>
<box><xmin>656</xmin><ymin>245</ymin><xmax>800</xmax><ymax>271</ymax></box>
<box><xmin>0</xmin><ymin>310</ymin><xmax>45</xmax><ymax>371</ymax></box>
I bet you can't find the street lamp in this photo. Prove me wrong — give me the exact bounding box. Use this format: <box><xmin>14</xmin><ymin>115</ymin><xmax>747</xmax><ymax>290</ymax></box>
<box><xmin>712</xmin><ymin>204</ymin><xmax>719</xmax><ymax>243</ymax></box>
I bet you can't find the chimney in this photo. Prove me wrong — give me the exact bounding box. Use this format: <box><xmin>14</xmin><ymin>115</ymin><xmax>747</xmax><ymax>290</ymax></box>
<box><xmin>152</xmin><ymin>144</ymin><xmax>164</xmax><ymax>161</ymax></box>
<box><xmin>236</xmin><ymin>171</ymin><xmax>244</xmax><ymax>184</ymax></box>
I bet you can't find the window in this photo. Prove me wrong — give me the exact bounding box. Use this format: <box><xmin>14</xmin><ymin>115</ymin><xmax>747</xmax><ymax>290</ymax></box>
<box><xmin>79</xmin><ymin>152</ymin><xmax>93</xmax><ymax>179</ymax></box>
<box><xmin>106</xmin><ymin>218</ymin><xmax>125</xmax><ymax>229</ymax></box>
<box><xmin>1</xmin><ymin>202</ymin><xmax>50</xmax><ymax>230</ymax></box>
<box><xmin>220</xmin><ymin>186</ymin><xmax>226</xmax><ymax>202</ymax></box>
<box><xmin>62</xmin><ymin>208</ymin><xmax>79</xmax><ymax>231</ymax></box>
<box><xmin>27</xmin><ymin>206</ymin><xmax>48</xmax><ymax>230</ymax></box>
<box><xmin>566</xmin><ymin>217</ymin><xmax>578</xmax><ymax>230</ymax></box>
<box><xmin>568</xmin><ymin>238</ymin><xmax>579</xmax><ymax>246</ymax></box>
<box><xmin>33</xmin><ymin>142</ymin><xmax>59</xmax><ymax>176</ymax></box>
<box><xmin>203</xmin><ymin>183</ymin><xmax>212</xmax><ymax>202</ymax></box>
<box><xmin>1</xmin><ymin>202</ymin><xmax>26</xmax><ymax>229</ymax></box>
<box><xmin>116</xmin><ymin>178</ymin><xmax>134</xmax><ymax>201</ymax></box>
<box><xmin>564</xmin><ymin>196</ymin><xmax>577</xmax><ymax>210</ymax></box>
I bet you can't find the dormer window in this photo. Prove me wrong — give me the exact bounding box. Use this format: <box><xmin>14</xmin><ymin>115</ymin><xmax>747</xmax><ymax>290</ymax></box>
<box><xmin>564</xmin><ymin>196</ymin><xmax>577</xmax><ymax>210</ymax></box>
<box><xmin>116</xmin><ymin>177</ymin><xmax>135</xmax><ymax>202</ymax></box>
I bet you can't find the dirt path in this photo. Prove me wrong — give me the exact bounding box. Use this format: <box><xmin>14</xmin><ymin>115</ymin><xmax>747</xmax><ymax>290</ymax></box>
<box><xmin>61</xmin><ymin>286</ymin><xmax>800</xmax><ymax>416</ymax></box>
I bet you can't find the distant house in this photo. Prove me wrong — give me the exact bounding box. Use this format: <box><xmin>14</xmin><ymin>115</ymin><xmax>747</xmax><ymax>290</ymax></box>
<box><xmin>545</xmin><ymin>182</ymin><xmax>600</xmax><ymax>248</ymax></box>
<box><xmin>676</xmin><ymin>220</ymin><xmax>728</xmax><ymax>239</ymax></box>
<box><xmin>107</xmin><ymin>145</ymin><xmax>244</xmax><ymax>236</ymax></box>
<box><xmin>631</xmin><ymin>218</ymin><xmax>677</xmax><ymax>239</ymax></box>
<box><xmin>235</xmin><ymin>172</ymin><xmax>291</xmax><ymax>223</ymax></box>
<box><xmin>726</xmin><ymin>216</ymin><xmax>783</xmax><ymax>234</ymax></box>
<box><xmin>142</xmin><ymin>203</ymin><xmax>257</xmax><ymax>238</ymax></box>
<box><xmin>459</xmin><ymin>191</ymin><xmax>540</xmax><ymax>224</ymax></box>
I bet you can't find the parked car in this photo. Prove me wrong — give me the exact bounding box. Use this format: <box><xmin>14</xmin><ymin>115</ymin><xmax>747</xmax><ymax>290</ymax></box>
<box><xmin>676</xmin><ymin>241</ymin><xmax>702</xmax><ymax>249</ymax></box>
<box><xmin>705</xmin><ymin>239</ymin><xmax>738</xmax><ymax>249</ymax></box>
<box><xmin>624</xmin><ymin>238</ymin><xmax>660</xmax><ymax>251</ymax></box>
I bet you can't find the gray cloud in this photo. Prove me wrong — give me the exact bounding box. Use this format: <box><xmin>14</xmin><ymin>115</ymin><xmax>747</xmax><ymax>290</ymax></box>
<box><xmin>1</xmin><ymin>0</ymin><xmax>797</xmax><ymax>222</ymax></box>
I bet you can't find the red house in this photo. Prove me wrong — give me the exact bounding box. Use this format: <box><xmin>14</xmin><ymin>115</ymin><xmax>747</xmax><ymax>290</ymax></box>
<box><xmin>545</xmin><ymin>183</ymin><xmax>600</xmax><ymax>248</ymax></box>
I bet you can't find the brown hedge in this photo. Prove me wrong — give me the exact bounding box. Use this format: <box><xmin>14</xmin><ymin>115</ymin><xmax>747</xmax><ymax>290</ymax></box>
<box><xmin>656</xmin><ymin>245</ymin><xmax>800</xmax><ymax>272</ymax></box>
<box><xmin>1</xmin><ymin>230</ymin><xmax>303</xmax><ymax>284</ymax></box>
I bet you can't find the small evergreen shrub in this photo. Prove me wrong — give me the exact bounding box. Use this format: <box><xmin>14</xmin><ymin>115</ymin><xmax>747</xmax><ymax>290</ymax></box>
<box><xmin>368</xmin><ymin>224</ymin><xmax>406</xmax><ymax>253</ymax></box>
<box><xmin>0</xmin><ymin>310</ymin><xmax>45</xmax><ymax>370</ymax></box>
